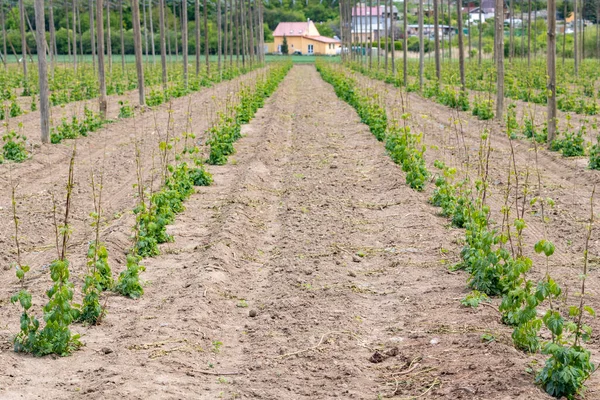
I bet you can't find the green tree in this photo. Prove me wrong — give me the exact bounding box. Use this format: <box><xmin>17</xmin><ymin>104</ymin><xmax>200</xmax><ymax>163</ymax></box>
<box><xmin>281</xmin><ymin>34</ymin><xmax>289</xmax><ymax>54</ymax></box>
<box><xmin>558</xmin><ymin>0</ymin><xmax>574</xmax><ymax>20</ymax></box>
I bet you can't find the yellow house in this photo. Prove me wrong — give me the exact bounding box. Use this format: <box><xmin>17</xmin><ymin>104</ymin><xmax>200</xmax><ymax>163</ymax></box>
<box><xmin>272</xmin><ymin>20</ymin><xmax>340</xmax><ymax>55</ymax></box>
<box><xmin>566</xmin><ymin>12</ymin><xmax>574</xmax><ymax>23</ymax></box>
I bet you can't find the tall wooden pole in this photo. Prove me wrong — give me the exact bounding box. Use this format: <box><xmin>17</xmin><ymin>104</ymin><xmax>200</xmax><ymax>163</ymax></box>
<box><xmin>143</xmin><ymin>0</ymin><xmax>149</xmax><ymax>62</ymax></box>
<box><xmin>195</xmin><ymin>0</ymin><xmax>200</xmax><ymax>74</ymax></box>
<box><xmin>434</xmin><ymin>0</ymin><xmax>440</xmax><ymax>81</ymax></box>
<box><xmin>547</xmin><ymin>0</ymin><xmax>557</xmax><ymax>143</ymax></box>
<box><xmin>97</xmin><ymin>0</ymin><xmax>107</xmax><ymax>117</ymax></box>
<box><xmin>240</xmin><ymin>0</ymin><xmax>246</xmax><ymax>66</ymax></box>
<box><xmin>132</xmin><ymin>0</ymin><xmax>145</xmax><ymax>105</ymax></box>
<box><xmin>495</xmin><ymin>0</ymin><xmax>504</xmax><ymax>120</ymax></box>
<box><xmin>235</xmin><ymin>0</ymin><xmax>240</xmax><ymax>65</ymax></box>
<box><xmin>65</xmin><ymin>0</ymin><xmax>71</xmax><ymax>62</ymax></box>
<box><xmin>166</xmin><ymin>0</ymin><xmax>172</xmax><ymax>62</ymax></box>
<box><xmin>120</xmin><ymin>0</ymin><xmax>125</xmax><ymax>70</ymax></box>
<box><xmin>575</xmin><ymin>0</ymin><xmax>579</xmax><ymax>75</ymax></box>
<box><xmin>457</xmin><ymin>0</ymin><xmax>465</xmax><ymax>90</ymax></box>
<box><xmin>230</xmin><ymin>0</ymin><xmax>234</xmax><ymax>65</ymax></box>
<box><xmin>49</xmin><ymin>0</ymin><xmax>57</xmax><ymax>73</ymax></box>
<box><xmin>159</xmin><ymin>0</ymin><xmax>167</xmax><ymax>87</ymax></box>
<box><xmin>402</xmin><ymin>0</ymin><xmax>407</xmax><ymax>84</ymax></box>
<box><xmin>89</xmin><ymin>0</ymin><xmax>96</xmax><ymax>70</ymax></box>
<box><xmin>182</xmin><ymin>0</ymin><xmax>188</xmax><ymax>88</ymax></box>
<box><xmin>509</xmin><ymin>0</ymin><xmax>514</xmax><ymax>61</ymax></box>
<box><xmin>376</xmin><ymin>0</ymin><xmax>380</xmax><ymax>67</ymax></box>
<box><xmin>77</xmin><ymin>2</ymin><xmax>83</xmax><ymax>61</ymax></box>
<box><xmin>527</xmin><ymin>0</ymin><xmax>531</xmax><ymax>65</ymax></box>
<box><xmin>204</xmin><ymin>0</ymin><xmax>209</xmax><ymax>73</ymax></box>
<box><xmin>418</xmin><ymin>0</ymin><xmax>424</xmax><ymax>89</ymax></box>
<box><xmin>478</xmin><ymin>0</ymin><xmax>483</xmax><ymax>64</ymax></box>
<box><xmin>18</xmin><ymin>0</ymin><xmax>27</xmax><ymax>81</ymax></box>
<box><xmin>72</xmin><ymin>0</ymin><xmax>77</xmax><ymax>71</ymax></box>
<box><xmin>447</xmin><ymin>0</ymin><xmax>451</xmax><ymax>60</ymax></box>
<box><xmin>520</xmin><ymin>0</ymin><xmax>524</xmax><ymax>56</ymax></box>
<box><xmin>173</xmin><ymin>0</ymin><xmax>178</xmax><ymax>59</ymax></box>
<box><xmin>389</xmin><ymin>0</ymin><xmax>394</xmax><ymax>73</ymax></box>
<box><xmin>582</xmin><ymin>0</ymin><xmax>586</xmax><ymax>61</ymax></box>
<box><xmin>383</xmin><ymin>0</ymin><xmax>387</xmax><ymax>70</ymax></box>
<box><xmin>224</xmin><ymin>0</ymin><xmax>228</xmax><ymax>66</ymax></box>
<box><xmin>248</xmin><ymin>0</ymin><xmax>254</xmax><ymax>65</ymax></box>
<box><xmin>34</xmin><ymin>0</ymin><xmax>49</xmax><ymax>143</ymax></box>
<box><xmin>368</xmin><ymin>0</ymin><xmax>372</xmax><ymax>68</ymax></box>
<box><xmin>106</xmin><ymin>0</ymin><xmax>112</xmax><ymax>74</ymax></box>
<box><xmin>149</xmin><ymin>0</ymin><xmax>155</xmax><ymax>65</ymax></box>
<box><xmin>562</xmin><ymin>1</ymin><xmax>566</xmax><ymax>65</ymax></box>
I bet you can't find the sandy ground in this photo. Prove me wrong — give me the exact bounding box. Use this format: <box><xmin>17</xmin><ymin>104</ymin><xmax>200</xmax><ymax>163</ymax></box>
<box><xmin>0</xmin><ymin>64</ymin><xmax>598</xmax><ymax>399</ymax></box>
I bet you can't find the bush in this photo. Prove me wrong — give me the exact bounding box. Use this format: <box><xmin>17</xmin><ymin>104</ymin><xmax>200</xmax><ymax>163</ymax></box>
<box><xmin>550</xmin><ymin>128</ymin><xmax>586</xmax><ymax>157</ymax></box>
<box><xmin>407</xmin><ymin>36</ymin><xmax>432</xmax><ymax>53</ymax></box>
<box><xmin>589</xmin><ymin>137</ymin><xmax>600</xmax><ymax>169</ymax></box>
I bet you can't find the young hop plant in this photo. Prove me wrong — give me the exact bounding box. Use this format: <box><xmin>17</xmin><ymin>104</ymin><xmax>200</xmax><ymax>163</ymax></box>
<box><xmin>535</xmin><ymin>188</ymin><xmax>596</xmax><ymax>399</ymax></box>
<box><xmin>11</xmin><ymin>148</ymin><xmax>82</xmax><ymax>356</ymax></box>
<box><xmin>79</xmin><ymin>160</ymin><xmax>113</xmax><ymax>325</ymax></box>
<box><xmin>3</xmin><ymin>129</ymin><xmax>28</xmax><ymax>162</ymax></box>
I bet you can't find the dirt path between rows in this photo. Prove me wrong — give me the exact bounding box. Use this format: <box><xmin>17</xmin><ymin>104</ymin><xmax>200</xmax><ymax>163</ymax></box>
<box><xmin>0</xmin><ymin>65</ymin><xmax>584</xmax><ymax>399</ymax></box>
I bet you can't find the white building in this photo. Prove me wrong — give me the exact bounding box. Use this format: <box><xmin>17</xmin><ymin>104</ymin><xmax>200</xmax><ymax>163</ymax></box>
<box><xmin>351</xmin><ymin>3</ymin><xmax>399</xmax><ymax>43</ymax></box>
<box><xmin>468</xmin><ymin>0</ymin><xmax>497</xmax><ymax>24</ymax></box>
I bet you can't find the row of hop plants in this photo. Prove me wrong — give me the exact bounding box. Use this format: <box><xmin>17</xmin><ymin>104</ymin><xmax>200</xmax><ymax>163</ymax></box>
<box><xmin>0</xmin><ymin>105</ymin><xmax>114</xmax><ymax>164</ymax></box>
<box><xmin>8</xmin><ymin>114</ymin><xmax>216</xmax><ymax>355</ymax></box>
<box><xmin>352</xmin><ymin>55</ymin><xmax>600</xmax><ymax>118</ymax></box>
<box><xmin>316</xmin><ymin>60</ymin><xmax>429</xmax><ymax>191</ymax></box>
<box><xmin>507</xmin><ymin>107</ymin><xmax>600</xmax><ymax>170</ymax></box>
<box><xmin>35</xmin><ymin>61</ymin><xmax>224</xmax><ymax>108</ymax></box>
<box><xmin>3</xmin><ymin>62</ymin><xmax>262</xmax><ymax>164</ymax></box>
<box><xmin>430</xmin><ymin>132</ymin><xmax>595</xmax><ymax>398</ymax></box>
<box><xmin>8</xmin><ymin>62</ymin><xmax>278</xmax><ymax>357</ymax></box>
<box><xmin>8</xmin><ymin>144</ymin><xmax>155</xmax><ymax>356</ymax></box>
<box><xmin>50</xmin><ymin>106</ymin><xmax>106</xmax><ymax>144</ymax></box>
<box><xmin>206</xmin><ymin>62</ymin><xmax>292</xmax><ymax>166</ymax></box>
<box><xmin>48</xmin><ymin>63</ymin><xmax>200</xmax><ymax>106</ymax></box>
<box><xmin>338</xmin><ymin>59</ymin><xmax>596</xmax><ymax>398</ymax></box>
<box><xmin>145</xmin><ymin>63</ymin><xmax>261</xmax><ymax>107</ymax></box>
<box><xmin>348</xmin><ymin>59</ymin><xmax>497</xmax><ymax>121</ymax></box>
<box><xmin>347</xmin><ymin>60</ymin><xmax>472</xmax><ymax>112</ymax></box>
<box><xmin>432</xmin><ymin>59</ymin><xmax>599</xmax><ymax>116</ymax></box>
<box><xmin>60</xmin><ymin>65</ymin><xmax>259</xmax><ymax>144</ymax></box>
<box><xmin>135</xmin><ymin>62</ymin><xmax>291</xmax><ymax>258</ymax></box>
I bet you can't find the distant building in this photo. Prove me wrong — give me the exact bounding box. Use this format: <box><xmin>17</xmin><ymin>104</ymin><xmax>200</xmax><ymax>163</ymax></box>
<box><xmin>406</xmin><ymin>24</ymin><xmax>455</xmax><ymax>38</ymax></box>
<box><xmin>271</xmin><ymin>20</ymin><xmax>340</xmax><ymax>55</ymax></box>
<box><xmin>468</xmin><ymin>0</ymin><xmax>509</xmax><ymax>23</ymax></box>
<box><xmin>351</xmin><ymin>3</ymin><xmax>398</xmax><ymax>43</ymax></box>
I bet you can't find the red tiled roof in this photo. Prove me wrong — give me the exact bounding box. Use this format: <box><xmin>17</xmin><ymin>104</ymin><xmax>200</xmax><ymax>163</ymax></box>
<box><xmin>272</xmin><ymin>22</ymin><xmax>339</xmax><ymax>43</ymax></box>
<box><xmin>273</xmin><ymin>22</ymin><xmax>310</xmax><ymax>37</ymax></box>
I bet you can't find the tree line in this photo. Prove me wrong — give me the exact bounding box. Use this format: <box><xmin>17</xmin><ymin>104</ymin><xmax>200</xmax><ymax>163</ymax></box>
<box><xmin>2</xmin><ymin>0</ymin><xmax>272</xmax><ymax>59</ymax></box>
<box><xmin>23</xmin><ymin>0</ymin><xmax>266</xmax><ymax>144</ymax></box>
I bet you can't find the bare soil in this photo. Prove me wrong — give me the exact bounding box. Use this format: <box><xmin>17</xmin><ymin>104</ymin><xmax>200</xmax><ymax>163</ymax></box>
<box><xmin>0</xmin><ymin>64</ymin><xmax>597</xmax><ymax>399</ymax></box>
